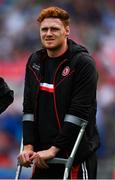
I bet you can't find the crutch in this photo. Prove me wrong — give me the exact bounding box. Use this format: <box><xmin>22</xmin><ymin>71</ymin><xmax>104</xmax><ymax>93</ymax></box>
<box><xmin>47</xmin><ymin>119</ymin><xmax>87</xmax><ymax>180</ymax></box>
<box><xmin>15</xmin><ymin>119</ymin><xmax>87</xmax><ymax>180</ymax></box>
<box><xmin>15</xmin><ymin>137</ymin><xmax>23</xmax><ymax>180</ymax></box>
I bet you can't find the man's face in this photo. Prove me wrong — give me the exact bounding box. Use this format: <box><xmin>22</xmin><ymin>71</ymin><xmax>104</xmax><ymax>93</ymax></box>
<box><xmin>40</xmin><ymin>18</ymin><xmax>70</xmax><ymax>50</ymax></box>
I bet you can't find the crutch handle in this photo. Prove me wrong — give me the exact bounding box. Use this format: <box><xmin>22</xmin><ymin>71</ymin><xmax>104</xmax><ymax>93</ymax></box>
<box><xmin>47</xmin><ymin>157</ymin><xmax>67</xmax><ymax>165</ymax></box>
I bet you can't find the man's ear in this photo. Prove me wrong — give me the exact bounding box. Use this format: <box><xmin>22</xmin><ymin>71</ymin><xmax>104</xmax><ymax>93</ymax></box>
<box><xmin>66</xmin><ymin>26</ymin><xmax>70</xmax><ymax>37</ymax></box>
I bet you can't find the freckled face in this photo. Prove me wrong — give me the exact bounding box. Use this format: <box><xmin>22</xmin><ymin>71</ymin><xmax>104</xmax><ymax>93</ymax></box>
<box><xmin>40</xmin><ymin>18</ymin><xmax>69</xmax><ymax>50</ymax></box>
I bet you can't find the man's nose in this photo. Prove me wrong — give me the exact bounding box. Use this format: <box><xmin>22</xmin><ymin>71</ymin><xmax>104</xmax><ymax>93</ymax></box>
<box><xmin>46</xmin><ymin>29</ymin><xmax>52</xmax><ymax>35</ymax></box>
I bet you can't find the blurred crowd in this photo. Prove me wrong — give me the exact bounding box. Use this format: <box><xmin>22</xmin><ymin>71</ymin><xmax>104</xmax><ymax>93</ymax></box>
<box><xmin>0</xmin><ymin>0</ymin><xmax>115</xmax><ymax>179</ymax></box>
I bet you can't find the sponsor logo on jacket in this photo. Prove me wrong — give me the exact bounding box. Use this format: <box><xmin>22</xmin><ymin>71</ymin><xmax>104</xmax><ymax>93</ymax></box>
<box><xmin>32</xmin><ymin>63</ymin><xmax>40</xmax><ymax>71</ymax></box>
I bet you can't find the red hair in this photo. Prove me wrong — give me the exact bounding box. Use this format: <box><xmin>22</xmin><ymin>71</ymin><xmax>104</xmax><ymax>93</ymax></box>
<box><xmin>37</xmin><ymin>6</ymin><xmax>70</xmax><ymax>27</ymax></box>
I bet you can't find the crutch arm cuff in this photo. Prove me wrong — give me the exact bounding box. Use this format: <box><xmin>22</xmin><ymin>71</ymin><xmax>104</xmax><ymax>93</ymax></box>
<box><xmin>22</xmin><ymin>114</ymin><xmax>34</xmax><ymax>122</ymax></box>
<box><xmin>64</xmin><ymin>114</ymin><xmax>88</xmax><ymax>127</ymax></box>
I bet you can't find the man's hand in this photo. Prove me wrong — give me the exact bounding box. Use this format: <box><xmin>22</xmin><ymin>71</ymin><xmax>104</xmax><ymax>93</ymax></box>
<box><xmin>31</xmin><ymin>146</ymin><xmax>60</xmax><ymax>169</ymax></box>
<box><xmin>17</xmin><ymin>145</ymin><xmax>36</xmax><ymax>167</ymax></box>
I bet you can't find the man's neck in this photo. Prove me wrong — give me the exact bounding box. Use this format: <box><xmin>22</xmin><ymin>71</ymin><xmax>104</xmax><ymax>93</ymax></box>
<box><xmin>47</xmin><ymin>40</ymin><xmax>68</xmax><ymax>58</ymax></box>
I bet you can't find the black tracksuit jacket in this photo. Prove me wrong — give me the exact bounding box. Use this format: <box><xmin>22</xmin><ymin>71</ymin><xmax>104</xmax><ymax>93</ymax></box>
<box><xmin>23</xmin><ymin>39</ymin><xmax>100</xmax><ymax>165</ymax></box>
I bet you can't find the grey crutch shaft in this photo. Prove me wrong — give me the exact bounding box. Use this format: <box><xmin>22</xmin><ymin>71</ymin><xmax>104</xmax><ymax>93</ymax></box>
<box><xmin>15</xmin><ymin>164</ymin><xmax>22</xmax><ymax>180</ymax></box>
<box><xmin>15</xmin><ymin>138</ymin><xmax>23</xmax><ymax>180</ymax></box>
<box><xmin>63</xmin><ymin>122</ymin><xmax>87</xmax><ymax>180</ymax></box>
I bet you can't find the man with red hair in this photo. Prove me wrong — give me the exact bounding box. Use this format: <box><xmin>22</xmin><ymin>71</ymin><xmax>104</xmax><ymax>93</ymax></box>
<box><xmin>18</xmin><ymin>6</ymin><xmax>100</xmax><ymax>179</ymax></box>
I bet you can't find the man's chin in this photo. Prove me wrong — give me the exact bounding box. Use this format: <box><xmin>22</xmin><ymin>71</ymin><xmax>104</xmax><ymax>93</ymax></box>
<box><xmin>44</xmin><ymin>45</ymin><xmax>56</xmax><ymax>50</ymax></box>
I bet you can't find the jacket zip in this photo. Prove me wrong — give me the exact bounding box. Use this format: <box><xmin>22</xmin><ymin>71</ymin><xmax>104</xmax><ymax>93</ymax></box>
<box><xmin>28</xmin><ymin>65</ymin><xmax>42</xmax><ymax>119</ymax></box>
<box><xmin>53</xmin><ymin>59</ymin><xmax>68</xmax><ymax>129</ymax></box>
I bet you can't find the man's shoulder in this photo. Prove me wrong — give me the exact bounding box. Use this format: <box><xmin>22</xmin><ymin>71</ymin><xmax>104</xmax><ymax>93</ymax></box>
<box><xmin>70</xmin><ymin>50</ymin><xmax>96</xmax><ymax>71</ymax></box>
<box><xmin>27</xmin><ymin>48</ymin><xmax>47</xmax><ymax>64</ymax></box>
<box><xmin>68</xmin><ymin>39</ymin><xmax>92</xmax><ymax>65</ymax></box>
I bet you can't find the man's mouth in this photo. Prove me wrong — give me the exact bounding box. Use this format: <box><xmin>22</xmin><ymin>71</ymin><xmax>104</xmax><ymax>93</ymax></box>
<box><xmin>45</xmin><ymin>39</ymin><xmax>55</xmax><ymax>41</ymax></box>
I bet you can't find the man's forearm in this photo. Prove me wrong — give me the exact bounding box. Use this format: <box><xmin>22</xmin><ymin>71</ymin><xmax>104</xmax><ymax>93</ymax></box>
<box><xmin>24</xmin><ymin>144</ymin><xmax>34</xmax><ymax>151</ymax></box>
<box><xmin>50</xmin><ymin>146</ymin><xmax>60</xmax><ymax>157</ymax></box>
<box><xmin>23</xmin><ymin>121</ymin><xmax>34</xmax><ymax>145</ymax></box>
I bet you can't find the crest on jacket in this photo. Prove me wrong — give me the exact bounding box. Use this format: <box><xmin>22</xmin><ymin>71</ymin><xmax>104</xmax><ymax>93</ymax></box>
<box><xmin>62</xmin><ymin>66</ymin><xmax>70</xmax><ymax>76</ymax></box>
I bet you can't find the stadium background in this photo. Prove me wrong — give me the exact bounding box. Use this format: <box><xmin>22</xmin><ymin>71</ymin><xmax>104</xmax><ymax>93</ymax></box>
<box><xmin>0</xmin><ymin>0</ymin><xmax>115</xmax><ymax>178</ymax></box>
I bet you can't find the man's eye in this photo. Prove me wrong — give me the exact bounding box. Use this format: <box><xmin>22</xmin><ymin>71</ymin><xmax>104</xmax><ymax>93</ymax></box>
<box><xmin>41</xmin><ymin>28</ymin><xmax>48</xmax><ymax>32</ymax></box>
<box><xmin>51</xmin><ymin>28</ymin><xmax>59</xmax><ymax>31</ymax></box>
<box><xmin>41</xmin><ymin>27</ymin><xmax>59</xmax><ymax>32</ymax></box>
